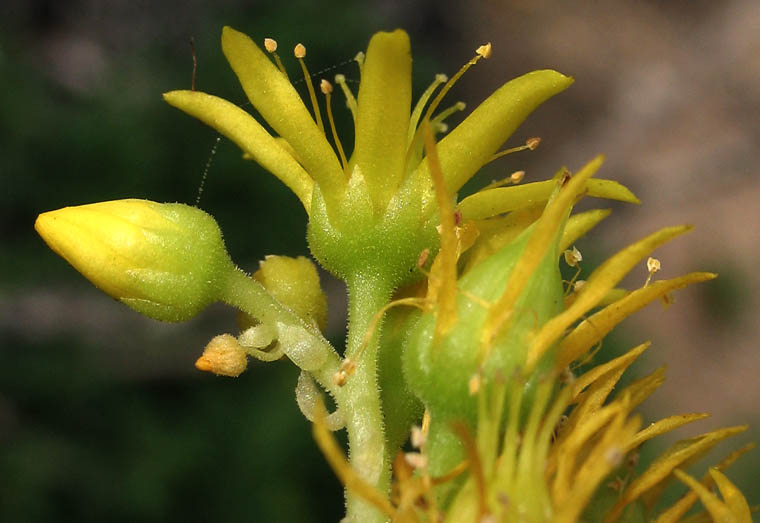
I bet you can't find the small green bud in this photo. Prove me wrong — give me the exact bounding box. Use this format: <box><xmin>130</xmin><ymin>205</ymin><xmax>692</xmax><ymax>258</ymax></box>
<box><xmin>252</xmin><ymin>255</ymin><xmax>328</xmax><ymax>331</ymax></box>
<box><xmin>404</xmin><ymin>224</ymin><xmax>564</xmax><ymax>423</ymax></box>
<box><xmin>35</xmin><ymin>199</ymin><xmax>235</xmax><ymax>322</ymax></box>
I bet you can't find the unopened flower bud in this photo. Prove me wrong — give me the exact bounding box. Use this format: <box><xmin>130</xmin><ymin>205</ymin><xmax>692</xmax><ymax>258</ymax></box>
<box><xmin>35</xmin><ymin>199</ymin><xmax>235</xmax><ymax>322</ymax></box>
<box><xmin>195</xmin><ymin>334</ymin><xmax>248</xmax><ymax>377</ymax></box>
<box><xmin>251</xmin><ymin>255</ymin><xmax>328</xmax><ymax>331</ymax></box>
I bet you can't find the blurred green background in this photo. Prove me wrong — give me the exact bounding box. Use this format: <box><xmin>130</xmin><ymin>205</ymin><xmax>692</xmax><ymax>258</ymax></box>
<box><xmin>2</xmin><ymin>0</ymin><xmax>758</xmax><ymax>521</ymax></box>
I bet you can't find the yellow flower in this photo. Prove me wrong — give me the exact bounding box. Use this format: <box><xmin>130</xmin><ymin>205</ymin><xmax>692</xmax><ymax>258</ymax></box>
<box><xmin>35</xmin><ymin>199</ymin><xmax>235</xmax><ymax>322</ymax></box>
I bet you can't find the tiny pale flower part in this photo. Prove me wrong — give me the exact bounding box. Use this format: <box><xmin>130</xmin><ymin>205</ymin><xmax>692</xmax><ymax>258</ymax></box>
<box><xmin>35</xmin><ymin>199</ymin><xmax>236</xmax><ymax>322</ymax></box>
<box><xmin>195</xmin><ymin>334</ymin><xmax>248</xmax><ymax>377</ymax></box>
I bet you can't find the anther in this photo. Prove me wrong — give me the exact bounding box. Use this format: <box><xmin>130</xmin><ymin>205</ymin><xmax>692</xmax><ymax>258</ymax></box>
<box><xmin>563</xmin><ymin>246</ymin><xmax>582</xmax><ymax>267</ymax></box>
<box><xmin>263</xmin><ymin>37</ymin><xmax>288</xmax><ymax>78</ymax></box>
<box><xmin>526</xmin><ymin>137</ymin><xmax>541</xmax><ymax>150</ymax></box>
<box><xmin>410</xmin><ymin>425</ymin><xmax>426</xmax><ymax>449</ymax></box>
<box><xmin>334</xmin><ymin>73</ymin><xmax>357</xmax><ymax>121</ymax></box>
<box><xmin>293</xmin><ymin>43</ymin><xmax>324</xmax><ymax>133</ymax></box>
<box><xmin>510</xmin><ymin>170</ymin><xmax>525</xmax><ymax>184</ymax></box>
<box><xmin>644</xmin><ymin>256</ymin><xmax>661</xmax><ymax>287</ymax></box>
<box><xmin>404</xmin><ymin>452</ymin><xmax>427</xmax><ymax>470</ymax></box>
<box><xmin>320</xmin><ymin>78</ymin><xmax>332</xmax><ymax>94</ymax></box>
<box><xmin>476</xmin><ymin>42</ymin><xmax>492</xmax><ymax>59</ymax></box>
<box><xmin>353</xmin><ymin>51</ymin><xmax>365</xmax><ymax>73</ymax></box>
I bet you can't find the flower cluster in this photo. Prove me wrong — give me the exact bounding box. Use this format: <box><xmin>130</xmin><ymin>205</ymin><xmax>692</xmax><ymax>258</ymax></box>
<box><xmin>36</xmin><ymin>26</ymin><xmax>752</xmax><ymax>522</ymax></box>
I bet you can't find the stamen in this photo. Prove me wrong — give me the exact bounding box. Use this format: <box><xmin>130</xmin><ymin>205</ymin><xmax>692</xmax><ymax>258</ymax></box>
<box><xmin>320</xmin><ymin>79</ymin><xmax>348</xmax><ymax>171</ymax></box>
<box><xmin>421</xmin><ymin>43</ymin><xmax>491</xmax><ymax>131</ymax></box>
<box><xmin>430</xmin><ymin>101</ymin><xmax>466</xmax><ymax>129</ymax></box>
<box><xmin>334</xmin><ymin>297</ymin><xmax>426</xmax><ymax>386</ymax></box>
<box><xmin>476</xmin><ymin>42</ymin><xmax>492</xmax><ymax>59</ymax></box>
<box><xmin>408</xmin><ymin>74</ymin><xmax>448</xmax><ymax>144</ymax></box>
<box><xmin>353</xmin><ymin>51</ymin><xmax>365</xmax><ymax>74</ymax></box>
<box><xmin>294</xmin><ymin>43</ymin><xmax>325</xmax><ymax>133</ymax></box>
<box><xmin>644</xmin><ymin>256</ymin><xmax>661</xmax><ymax>287</ymax></box>
<box><xmin>405</xmin><ymin>44</ymin><xmax>491</xmax><ymax>168</ymax></box>
<box><xmin>264</xmin><ymin>37</ymin><xmax>289</xmax><ymax>79</ymax></box>
<box><xmin>482</xmin><ymin>170</ymin><xmax>526</xmax><ymax>190</ymax></box>
<box><xmin>487</xmin><ymin>137</ymin><xmax>542</xmax><ymax>164</ymax></box>
<box><xmin>334</xmin><ymin>74</ymin><xmax>357</xmax><ymax>121</ymax></box>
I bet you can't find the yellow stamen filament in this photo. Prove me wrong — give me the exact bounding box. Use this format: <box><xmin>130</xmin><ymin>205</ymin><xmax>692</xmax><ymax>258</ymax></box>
<box><xmin>294</xmin><ymin>43</ymin><xmax>324</xmax><ymax>133</ymax></box>
<box><xmin>645</xmin><ymin>256</ymin><xmax>661</xmax><ymax>286</ymax></box>
<box><xmin>487</xmin><ymin>136</ymin><xmax>542</xmax><ymax>164</ymax></box>
<box><xmin>353</xmin><ymin>51</ymin><xmax>365</xmax><ymax>74</ymax></box>
<box><xmin>430</xmin><ymin>101</ymin><xmax>466</xmax><ymax>129</ymax></box>
<box><xmin>421</xmin><ymin>45</ymin><xmax>490</xmax><ymax>132</ymax></box>
<box><xmin>320</xmin><ymin>79</ymin><xmax>348</xmax><ymax>171</ymax></box>
<box><xmin>408</xmin><ymin>74</ymin><xmax>448</xmax><ymax>144</ymax></box>
<box><xmin>335</xmin><ymin>297</ymin><xmax>426</xmax><ymax>386</ymax></box>
<box><xmin>334</xmin><ymin>74</ymin><xmax>357</xmax><ymax>121</ymax></box>
<box><xmin>264</xmin><ymin>37</ymin><xmax>289</xmax><ymax>78</ymax></box>
<box><xmin>405</xmin><ymin>45</ymin><xmax>490</xmax><ymax>169</ymax></box>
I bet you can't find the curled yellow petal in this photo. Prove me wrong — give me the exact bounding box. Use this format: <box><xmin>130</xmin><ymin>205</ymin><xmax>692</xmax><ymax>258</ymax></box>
<box><xmin>710</xmin><ymin>468</ymin><xmax>753</xmax><ymax>522</ymax></box>
<box><xmin>526</xmin><ymin>225</ymin><xmax>692</xmax><ymax>370</ymax></box>
<box><xmin>458</xmin><ymin>178</ymin><xmax>639</xmax><ymax>221</ymax></box>
<box><xmin>609</xmin><ymin>425</ymin><xmax>748</xmax><ymax>520</ymax></box>
<box><xmin>415</xmin><ymin>70</ymin><xmax>574</xmax><ymax>195</ymax></box>
<box><xmin>163</xmin><ymin>90</ymin><xmax>313</xmax><ymax>211</ymax></box>
<box><xmin>221</xmin><ymin>26</ymin><xmax>345</xmax><ymax>199</ymax></box>
<box><xmin>557</xmin><ymin>272</ymin><xmax>717</xmax><ymax>369</ymax></box>
<box><xmin>672</xmin><ymin>469</ymin><xmax>736</xmax><ymax>522</ymax></box>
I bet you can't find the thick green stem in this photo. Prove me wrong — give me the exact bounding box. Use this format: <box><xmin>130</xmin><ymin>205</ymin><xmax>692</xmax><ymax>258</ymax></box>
<box><xmin>219</xmin><ymin>267</ymin><xmax>341</xmax><ymax>394</ymax></box>
<box><xmin>341</xmin><ymin>272</ymin><xmax>394</xmax><ymax>523</ymax></box>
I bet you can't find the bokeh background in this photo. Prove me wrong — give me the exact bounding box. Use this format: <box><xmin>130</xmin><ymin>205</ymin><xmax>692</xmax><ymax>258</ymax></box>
<box><xmin>2</xmin><ymin>0</ymin><xmax>758</xmax><ymax>521</ymax></box>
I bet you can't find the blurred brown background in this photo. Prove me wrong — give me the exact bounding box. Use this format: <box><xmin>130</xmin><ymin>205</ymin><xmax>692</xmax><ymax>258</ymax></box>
<box><xmin>1</xmin><ymin>0</ymin><xmax>758</xmax><ymax>521</ymax></box>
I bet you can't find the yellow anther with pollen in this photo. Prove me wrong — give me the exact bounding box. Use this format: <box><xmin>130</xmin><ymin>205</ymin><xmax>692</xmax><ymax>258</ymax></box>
<box><xmin>476</xmin><ymin>42</ymin><xmax>492</xmax><ymax>59</ymax></box>
<box><xmin>264</xmin><ymin>37</ymin><xmax>288</xmax><ymax>77</ymax></box>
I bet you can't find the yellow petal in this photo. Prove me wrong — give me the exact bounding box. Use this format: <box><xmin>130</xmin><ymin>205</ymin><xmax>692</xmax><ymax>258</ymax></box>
<box><xmin>672</xmin><ymin>469</ymin><xmax>736</xmax><ymax>522</ymax></box>
<box><xmin>609</xmin><ymin>425</ymin><xmax>748</xmax><ymax>520</ymax></box>
<box><xmin>557</xmin><ymin>272</ymin><xmax>717</xmax><ymax>369</ymax></box>
<box><xmin>352</xmin><ymin>29</ymin><xmax>412</xmax><ymax>210</ymax></box>
<box><xmin>458</xmin><ymin>178</ymin><xmax>639</xmax><ymax>221</ymax></box>
<box><xmin>626</xmin><ymin>413</ymin><xmax>710</xmax><ymax>452</ymax></box>
<box><xmin>526</xmin><ymin>225</ymin><xmax>692</xmax><ymax>369</ymax></box>
<box><xmin>559</xmin><ymin>208</ymin><xmax>612</xmax><ymax>252</ymax></box>
<box><xmin>416</xmin><ymin>70</ymin><xmax>573</xmax><ymax>194</ymax></box>
<box><xmin>221</xmin><ymin>26</ymin><xmax>345</xmax><ymax>199</ymax></box>
<box><xmin>163</xmin><ymin>90</ymin><xmax>313</xmax><ymax>211</ymax></box>
<box><xmin>656</xmin><ymin>443</ymin><xmax>755</xmax><ymax>523</ymax></box>
<box><xmin>710</xmin><ymin>468</ymin><xmax>753</xmax><ymax>523</ymax></box>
